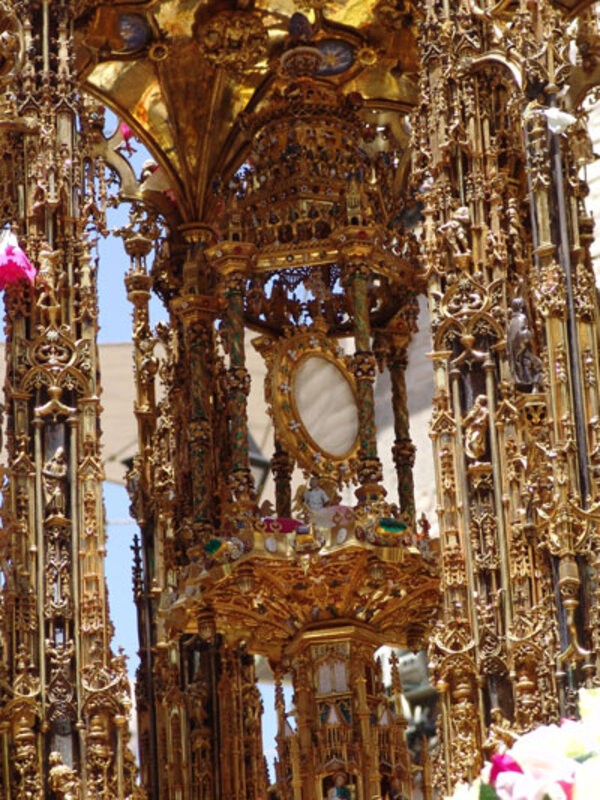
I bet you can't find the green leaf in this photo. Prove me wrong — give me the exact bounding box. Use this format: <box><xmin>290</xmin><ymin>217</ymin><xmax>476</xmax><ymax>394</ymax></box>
<box><xmin>574</xmin><ymin>750</ymin><xmax>597</xmax><ymax>763</ymax></box>
<box><xmin>479</xmin><ymin>784</ymin><xmax>499</xmax><ymax>800</ymax></box>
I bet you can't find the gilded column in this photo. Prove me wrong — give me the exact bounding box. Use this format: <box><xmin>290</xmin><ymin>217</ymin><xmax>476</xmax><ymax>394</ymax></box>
<box><xmin>208</xmin><ymin>242</ymin><xmax>256</xmax><ymax>510</ymax></box>
<box><xmin>385</xmin><ymin>337</ymin><xmax>416</xmax><ymax>520</ymax></box>
<box><xmin>415</xmin><ymin>1</ymin><xmax>553</xmax><ymax>791</ymax></box>
<box><xmin>172</xmin><ymin>224</ymin><xmax>220</xmax><ymax>547</ymax></box>
<box><xmin>340</xmin><ymin>232</ymin><xmax>385</xmax><ymax>505</ymax></box>
<box><xmin>272</xmin><ymin>439</ymin><xmax>294</xmax><ymax>519</ymax></box>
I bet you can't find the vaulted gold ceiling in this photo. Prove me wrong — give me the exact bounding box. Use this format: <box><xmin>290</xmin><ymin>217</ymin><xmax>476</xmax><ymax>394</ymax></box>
<box><xmin>76</xmin><ymin>1</ymin><xmax>420</xmax><ymax>223</ymax></box>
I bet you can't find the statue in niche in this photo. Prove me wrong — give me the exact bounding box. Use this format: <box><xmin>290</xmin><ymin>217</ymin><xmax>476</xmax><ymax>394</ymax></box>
<box><xmin>506</xmin><ymin>199</ymin><xmax>525</xmax><ymax>268</ymax></box>
<box><xmin>387</xmin><ymin>777</ymin><xmax>409</xmax><ymax>800</ymax></box>
<box><xmin>463</xmin><ymin>395</ymin><xmax>489</xmax><ymax>461</ymax></box>
<box><xmin>507</xmin><ymin>298</ymin><xmax>543</xmax><ymax>390</ymax></box>
<box><xmin>327</xmin><ymin>772</ymin><xmax>351</xmax><ymax>800</ymax></box>
<box><xmin>482</xmin><ymin>707</ymin><xmax>517</xmax><ymax>758</ymax></box>
<box><xmin>438</xmin><ymin>206</ymin><xmax>471</xmax><ymax>255</ymax></box>
<box><xmin>36</xmin><ymin>243</ymin><xmax>64</xmax><ymax>326</ymax></box>
<box><xmin>42</xmin><ymin>446</ymin><xmax>67</xmax><ymax>517</ymax></box>
<box><xmin>48</xmin><ymin>751</ymin><xmax>81</xmax><ymax>800</ymax></box>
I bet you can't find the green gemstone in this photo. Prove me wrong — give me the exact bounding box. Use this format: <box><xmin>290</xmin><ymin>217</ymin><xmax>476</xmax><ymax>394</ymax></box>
<box><xmin>204</xmin><ymin>538</ymin><xmax>223</xmax><ymax>555</ymax></box>
<box><xmin>378</xmin><ymin>518</ymin><xmax>407</xmax><ymax>532</ymax></box>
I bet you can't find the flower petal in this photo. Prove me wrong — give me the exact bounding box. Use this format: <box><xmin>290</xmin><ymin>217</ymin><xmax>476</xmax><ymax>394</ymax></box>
<box><xmin>490</xmin><ymin>753</ymin><xmax>523</xmax><ymax>786</ymax></box>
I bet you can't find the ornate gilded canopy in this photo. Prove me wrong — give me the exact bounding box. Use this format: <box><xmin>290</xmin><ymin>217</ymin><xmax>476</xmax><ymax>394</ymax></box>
<box><xmin>75</xmin><ymin>1</ymin><xmax>420</xmax><ymax>223</ymax></box>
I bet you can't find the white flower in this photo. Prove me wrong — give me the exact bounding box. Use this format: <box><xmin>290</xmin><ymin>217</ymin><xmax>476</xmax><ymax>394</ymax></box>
<box><xmin>510</xmin><ymin>723</ymin><xmax>575</xmax><ymax>781</ymax></box>
<box><xmin>446</xmin><ymin>779</ymin><xmax>480</xmax><ymax>799</ymax></box>
<box><xmin>578</xmin><ymin>687</ymin><xmax>600</xmax><ymax>724</ymax></box>
<box><xmin>493</xmin><ymin>767</ymin><xmax>573</xmax><ymax>800</ymax></box>
<box><xmin>443</xmin><ymin>690</ymin><xmax>599</xmax><ymax>800</ymax></box>
<box><xmin>574</xmin><ymin>754</ymin><xmax>600</xmax><ymax>800</ymax></box>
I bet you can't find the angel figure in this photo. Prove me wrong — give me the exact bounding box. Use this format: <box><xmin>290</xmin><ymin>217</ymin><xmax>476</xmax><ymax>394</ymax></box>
<box><xmin>293</xmin><ymin>476</ymin><xmax>353</xmax><ymax>530</ymax></box>
<box><xmin>303</xmin><ymin>476</ymin><xmax>330</xmax><ymax>511</ymax></box>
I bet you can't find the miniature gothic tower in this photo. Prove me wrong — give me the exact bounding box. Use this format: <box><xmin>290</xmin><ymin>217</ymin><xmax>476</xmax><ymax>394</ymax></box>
<box><xmin>414</xmin><ymin>0</ymin><xmax>600</xmax><ymax>792</ymax></box>
<box><xmin>0</xmin><ymin>2</ymin><xmax>137</xmax><ymax>797</ymax></box>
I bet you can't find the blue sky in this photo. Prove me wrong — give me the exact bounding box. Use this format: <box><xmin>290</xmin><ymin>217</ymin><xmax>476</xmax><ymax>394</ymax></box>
<box><xmin>97</xmin><ymin>128</ymin><xmax>162</xmax><ymax>682</ymax></box>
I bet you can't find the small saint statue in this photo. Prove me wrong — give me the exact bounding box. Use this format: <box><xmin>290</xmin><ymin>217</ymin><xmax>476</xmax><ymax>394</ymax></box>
<box><xmin>36</xmin><ymin>243</ymin><xmax>63</xmax><ymax>326</ymax></box>
<box><xmin>42</xmin><ymin>446</ymin><xmax>67</xmax><ymax>517</ymax></box>
<box><xmin>482</xmin><ymin>707</ymin><xmax>517</xmax><ymax>758</ymax></box>
<box><xmin>387</xmin><ymin>778</ymin><xmax>409</xmax><ymax>800</ymax></box>
<box><xmin>463</xmin><ymin>395</ymin><xmax>489</xmax><ymax>461</ymax></box>
<box><xmin>327</xmin><ymin>773</ymin><xmax>351</xmax><ymax>800</ymax></box>
<box><xmin>507</xmin><ymin>297</ymin><xmax>543</xmax><ymax>390</ymax></box>
<box><xmin>506</xmin><ymin>199</ymin><xmax>525</xmax><ymax>267</ymax></box>
<box><xmin>438</xmin><ymin>206</ymin><xmax>471</xmax><ymax>255</ymax></box>
<box><xmin>48</xmin><ymin>751</ymin><xmax>81</xmax><ymax>800</ymax></box>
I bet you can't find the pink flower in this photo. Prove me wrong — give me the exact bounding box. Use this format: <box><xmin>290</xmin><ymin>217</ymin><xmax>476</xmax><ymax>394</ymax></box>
<box><xmin>488</xmin><ymin>725</ymin><xmax>576</xmax><ymax>800</ymax></box>
<box><xmin>510</xmin><ymin>723</ymin><xmax>575</xmax><ymax>783</ymax></box>
<box><xmin>557</xmin><ymin>780</ymin><xmax>573</xmax><ymax>800</ymax></box>
<box><xmin>117</xmin><ymin>121</ymin><xmax>136</xmax><ymax>154</ymax></box>
<box><xmin>0</xmin><ymin>231</ymin><xmax>36</xmax><ymax>288</ymax></box>
<box><xmin>490</xmin><ymin>753</ymin><xmax>524</xmax><ymax>787</ymax></box>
